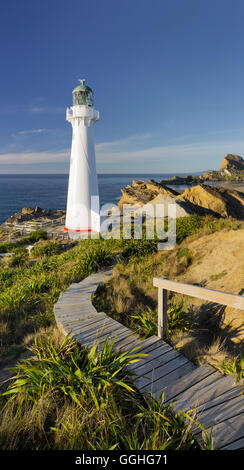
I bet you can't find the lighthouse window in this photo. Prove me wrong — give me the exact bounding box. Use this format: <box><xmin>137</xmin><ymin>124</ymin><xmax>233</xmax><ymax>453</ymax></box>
<box><xmin>87</xmin><ymin>93</ymin><xmax>93</xmax><ymax>106</ymax></box>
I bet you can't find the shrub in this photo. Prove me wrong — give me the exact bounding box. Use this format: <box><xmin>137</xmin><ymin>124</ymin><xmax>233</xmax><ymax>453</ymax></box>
<box><xmin>0</xmin><ymin>333</ymin><xmax>202</xmax><ymax>450</ymax></box>
<box><xmin>30</xmin><ymin>241</ymin><xmax>63</xmax><ymax>259</ymax></box>
<box><xmin>24</xmin><ymin>230</ymin><xmax>48</xmax><ymax>243</ymax></box>
<box><xmin>167</xmin><ymin>300</ymin><xmax>194</xmax><ymax>336</ymax></box>
<box><xmin>176</xmin><ymin>215</ymin><xmax>203</xmax><ymax>243</ymax></box>
<box><xmin>0</xmin><ymin>242</ymin><xmax>16</xmax><ymax>253</ymax></box>
<box><xmin>9</xmin><ymin>251</ymin><xmax>29</xmax><ymax>268</ymax></box>
<box><xmin>130</xmin><ymin>301</ymin><xmax>193</xmax><ymax>339</ymax></box>
<box><xmin>121</xmin><ymin>238</ymin><xmax>158</xmax><ymax>261</ymax></box>
<box><xmin>81</xmin><ymin>243</ymin><xmax>114</xmax><ymax>273</ymax></box>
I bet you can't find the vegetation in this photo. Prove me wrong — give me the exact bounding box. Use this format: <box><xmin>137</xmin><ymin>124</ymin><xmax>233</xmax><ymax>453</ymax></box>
<box><xmin>93</xmin><ymin>215</ymin><xmax>244</xmax><ymax>368</ymax></box>
<box><xmin>0</xmin><ymin>234</ymin><xmax>119</xmax><ymax>361</ymax></box>
<box><xmin>0</xmin><ymin>230</ymin><xmax>47</xmax><ymax>253</ymax></box>
<box><xmin>0</xmin><ymin>216</ymin><xmax>242</xmax><ymax>450</ymax></box>
<box><xmin>0</xmin><ymin>331</ymin><xmax>203</xmax><ymax>450</ymax></box>
<box><xmin>215</xmin><ymin>351</ymin><xmax>244</xmax><ymax>383</ymax></box>
<box><xmin>130</xmin><ymin>301</ymin><xmax>193</xmax><ymax>339</ymax></box>
<box><xmin>30</xmin><ymin>241</ymin><xmax>65</xmax><ymax>259</ymax></box>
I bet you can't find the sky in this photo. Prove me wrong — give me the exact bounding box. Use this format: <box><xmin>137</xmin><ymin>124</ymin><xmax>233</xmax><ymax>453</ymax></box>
<box><xmin>1</xmin><ymin>0</ymin><xmax>244</xmax><ymax>174</ymax></box>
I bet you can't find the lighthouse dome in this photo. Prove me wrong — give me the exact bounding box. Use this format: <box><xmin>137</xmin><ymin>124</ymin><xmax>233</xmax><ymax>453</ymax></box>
<box><xmin>72</xmin><ymin>79</ymin><xmax>94</xmax><ymax>106</ymax></box>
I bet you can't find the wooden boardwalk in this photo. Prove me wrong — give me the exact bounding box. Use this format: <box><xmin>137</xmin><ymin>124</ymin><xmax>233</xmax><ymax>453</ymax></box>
<box><xmin>54</xmin><ymin>268</ymin><xmax>244</xmax><ymax>450</ymax></box>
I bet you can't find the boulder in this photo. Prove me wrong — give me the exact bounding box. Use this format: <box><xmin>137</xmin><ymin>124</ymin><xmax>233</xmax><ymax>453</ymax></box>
<box><xmin>21</xmin><ymin>207</ymin><xmax>35</xmax><ymax>215</ymax></box>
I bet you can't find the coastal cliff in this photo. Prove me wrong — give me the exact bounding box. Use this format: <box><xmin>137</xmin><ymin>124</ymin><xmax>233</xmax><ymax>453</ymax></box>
<box><xmin>118</xmin><ymin>179</ymin><xmax>244</xmax><ymax>219</ymax></box>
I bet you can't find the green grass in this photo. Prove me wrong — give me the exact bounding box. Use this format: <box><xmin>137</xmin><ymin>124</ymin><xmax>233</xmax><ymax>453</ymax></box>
<box><xmin>0</xmin><ymin>238</ymin><xmax>120</xmax><ymax>361</ymax></box>
<box><xmin>121</xmin><ymin>238</ymin><xmax>158</xmax><ymax>262</ymax></box>
<box><xmin>0</xmin><ymin>332</ymin><xmax>205</xmax><ymax>450</ymax></box>
<box><xmin>209</xmin><ymin>270</ymin><xmax>228</xmax><ymax>281</ymax></box>
<box><xmin>0</xmin><ymin>230</ymin><xmax>48</xmax><ymax>253</ymax></box>
<box><xmin>129</xmin><ymin>301</ymin><xmax>194</xmax><ymax>339</ymax></box>
<box><xmin>30</xmin><ymin>241</ymin><xmax>64</xmax><ymax>259</ymax></box>
<box><xmin>215</xmin><ymin>351</ymin><xmax>244</xmax><ymax>383</ymax></box>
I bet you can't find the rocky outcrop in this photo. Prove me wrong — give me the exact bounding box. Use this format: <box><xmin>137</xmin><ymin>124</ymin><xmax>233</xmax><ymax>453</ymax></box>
<box><xmin>177</xmin><ymin>184</ymin><xmax>244</xmax><ymax>219</ymax></box>
<box><xmin>204</xmin><ymin>154</ymin><xmax>244</xmax><ymax>181</ymax></box>
<box><xmin>158</xmin><ymin>175</ymin><xmax>204</xmax><ymax>185</ymax></box>
<box><xmin>118</xmin><ymin>180</ymin><xmax>179</xmax><ymax>208</ymax></box>
<box><xmin>2</xmin><ymin>208</ymin><xmax>66</xmax><ymax>228</ymax></box>
<box><xmin>118</xmin><ymin>180</ymin><xmax>244</xmax><ymax>219</ymax></box>
<box><xmin>220</xmin><ymin>154</ymin><xmax>244</xmax><ymax>171</ymax></box>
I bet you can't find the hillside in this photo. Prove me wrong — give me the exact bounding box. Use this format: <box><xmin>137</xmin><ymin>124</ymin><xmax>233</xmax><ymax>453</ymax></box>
<box><xmin>93</xmin><ymin>220</ymin><xmax>244</xmax><ymax>367</ymax></box>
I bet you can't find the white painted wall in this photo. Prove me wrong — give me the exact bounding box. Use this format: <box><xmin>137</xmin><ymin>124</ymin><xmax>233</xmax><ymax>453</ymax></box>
<box><xmin>65</xmin><ymin>105</ymin><xmax>100</xmax><ymax>235</ymax></box>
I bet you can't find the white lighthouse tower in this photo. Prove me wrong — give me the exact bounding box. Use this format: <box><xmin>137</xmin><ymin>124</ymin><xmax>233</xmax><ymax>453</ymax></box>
<box><xmin>65</xmin><ymin>79</ymin><xmax>100</xmax><ymax>237</ymax></box>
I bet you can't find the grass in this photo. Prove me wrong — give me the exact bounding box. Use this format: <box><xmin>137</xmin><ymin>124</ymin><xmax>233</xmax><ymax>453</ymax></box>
<box><xmin>0</xmin><ymin>229</ymin><xmax>48</xmax><ymax>253</ymax></box>
<box><xmin>129</xmin><ymin>301</ymin><xmax>193</xmax><ymax>339</ymax></box>
<box><xmin>209</xmin><ymin>270</ymin><xmax>228</xmax><ymax>281</ymax></box>
<box><xmin>30</xmin><ymin>241</ymin><xmax>65</xmax><ymax>259</ymax></box>
<box><xmin>93</xmin><ymin>215</ymin><xmax>244</xmax><ymax>367</ymax></box>
<box><xmin>0</xmin><ymin>331</ymin><xmax>206</xmax><ymax>450</ymax></box>
<box><xmin>0</xmin><ymin>216</ymin><xmax>241</xmax><ymax>449</ymax></box>
<box><xmin>214</xmin><ymin>351</ymin><xmax>244</xmax><ymax>383</ymax></box>
<box><xmin>0</xmin><ymin>236</ymin><xmax>120</xmax><ymax>361</ymax></box>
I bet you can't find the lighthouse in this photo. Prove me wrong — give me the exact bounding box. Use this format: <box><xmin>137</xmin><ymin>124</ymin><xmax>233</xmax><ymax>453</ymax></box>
<box><xmin>65</xmin><ymin>79</ymin><xmax>100</xmax><ymax>237</ymax></box>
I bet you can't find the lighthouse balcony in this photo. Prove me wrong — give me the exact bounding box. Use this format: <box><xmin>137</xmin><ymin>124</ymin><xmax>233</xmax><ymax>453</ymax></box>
<box><xmin>66</xmin><ymin>108</ymin><xmax>73</xmax><ymax>121</ymax></box>
<box><xmin>66</xmin><ymin>106</ymin><xmax>99</xmax><ymax>122</ymax></box>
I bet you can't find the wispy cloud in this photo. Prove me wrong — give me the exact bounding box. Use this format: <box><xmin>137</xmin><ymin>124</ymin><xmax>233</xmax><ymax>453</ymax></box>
<box><xmin>16</xmin><ymin>129</ymin><xmax>48</xmax><ymax>136</ymax></box>
<box><xmin>0</xmin><ymin>97</ymin><xmax>64</xmax><ymax>116</ymax></box>
<box><xmin>96</xmin><ymin>138</ymin><xmax>244</xmax><ymax>166</ymax></box>
<box><xmin>96</xmin><ymin>133</ymin><xmax>153</xmax><ymax>152</ymax></box>
<box><xmin>0</xmin><ymin>149</ymin><xmax>69</xmax><ymax>165</ymax></box>
<box><xmin>0</xmin><ymin>136</ymin><xmax>244</xmax><ymax>172</ymax></box>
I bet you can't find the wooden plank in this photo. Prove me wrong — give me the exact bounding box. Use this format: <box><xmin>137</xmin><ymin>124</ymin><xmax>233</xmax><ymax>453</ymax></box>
<box><xmin>83</xmin><ymin>329</ymin><xmax>132</xmax><ymax>351</ymax></box>
<box><xmin>60</xmin><ymin>315</ymin><xmax>100</xmax><ymax>329</ymax></box>
<box><xmin>95</xmin><ymin>332</ymin><xmax>140</xmax><ymax>353</ymax></box>
<box><xmin>57</xmin><ymin>306</ymin><xmax>98</xmax><ymax>318</ymax></box>
<box><xmin>164</xmin><ymin>365</ymin><xmax>216</xmax><ymax>402</ymax></box>
<box><xmin>68</xmin><ymin>317</ymin><xmax>118</xmax><ymax>335</ymax></box>
<box><xmin>129</xmin><ymin>348</ymin><xmax>181</xmax><ymax>375</ymax></box>
<box><xmin>192</xmin><ymin>393</ymin><xmax>244</xmax><ymax>435</ymax></box>
<box><xmin>128</xmin><ymin>343</ymin><xmax>173</xmax><ymax>372</ymax></box>
<box><xmin>78</xmin><ymin>325</ymin><xmax>129</xmax><ymax>349</ymax></box>
<box><xmin>221</xmin><ymin>437</ymin><xmax>244</xmax><ymax>450</ymax></box>
<box><xmin>116</xmin><ymin>334</ymin><xmax>160</xmax><ymax>351</ymax></box>
<box><xmin>55</xmin><ymin>304</ymin><xmax>96</xmax><ymax>315</ymax></box>
<box><xmin>171</xmin><ymin>373</ymin><xmax>235</xmax><ymax>413</ymax></box>
<box><xmin>74</xmin><ymin>322</ymin><xmax>126</xmax><ymax>344</ymax></box>
<box><xmin>135</xmin><ymin>355</ymin><xmax>190</xmax><ymax>390</ymax></box>
<box><xmin>63</xmin><ymin>315</ymin><xmax>112</xmax><ymax>336</ymax></box>
<box><xmin>192</xmin><ymin>384</ymin><xmax>244</xmax><ymax>415</ymax></box>
<box><xmin>153</xmin><ymin>277</ymin><xmax>244</xmax><ymax>310</ymax></box>
<box><xmin>70</xmin><ymin>321</ymin><xmax>127</xmax><ymax>339</ymax></box>
<box><xmin>134</xmin><ymin>340</ymin><xmax>173</xmax><ymax>357</ymax></box>
<box><xmin>198</xmin><ymin>412</ymin><xmax>244</xmax><ymax>450</ymax></box>
<box><xmin>141</xmin><ymin>361</ymin><xmax>196</xmax><ymax>399</ymax></box>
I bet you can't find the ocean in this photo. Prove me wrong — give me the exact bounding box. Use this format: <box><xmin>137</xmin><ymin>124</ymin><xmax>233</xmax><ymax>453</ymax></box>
<box><xmin>0</xmin><ymin>173</ymin><xmax>200</xmax><ymax>225</ymax></box>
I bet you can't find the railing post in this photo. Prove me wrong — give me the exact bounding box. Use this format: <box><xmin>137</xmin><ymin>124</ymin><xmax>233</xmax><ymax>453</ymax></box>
<box><xmin>158</xmin><ymin>287</ymin><xmax>168</xmax><ymax>339</ymax></box>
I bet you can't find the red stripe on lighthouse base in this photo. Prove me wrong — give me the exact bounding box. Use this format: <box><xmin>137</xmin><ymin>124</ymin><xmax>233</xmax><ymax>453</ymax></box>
<box><xmin>64</xmin><ymin>227</ymin><xmax>93</xmax><ymax>233</ymax></box>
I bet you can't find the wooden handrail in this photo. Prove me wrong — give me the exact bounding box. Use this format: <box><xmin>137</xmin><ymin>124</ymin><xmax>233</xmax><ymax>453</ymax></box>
<box><xmin>153</xmin><ymin>276</ymin><xmax>244</xmax><ymax>339</ymax></box>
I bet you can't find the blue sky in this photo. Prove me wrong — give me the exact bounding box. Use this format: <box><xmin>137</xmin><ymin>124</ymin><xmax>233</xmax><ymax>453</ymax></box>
<box><xmin>1</xmin><ymin>0</ymin><xmax>244</xmax><ymax>173</ymax></box>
